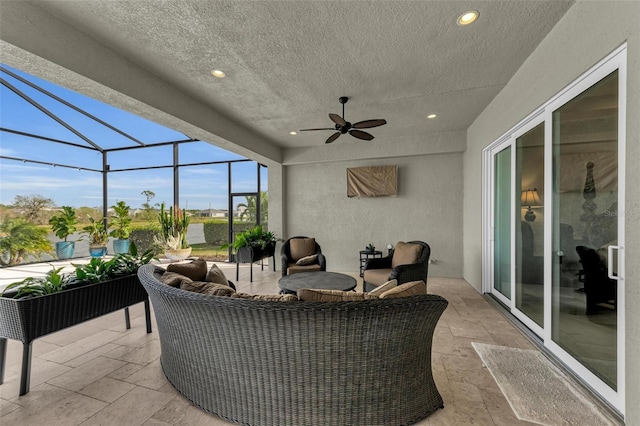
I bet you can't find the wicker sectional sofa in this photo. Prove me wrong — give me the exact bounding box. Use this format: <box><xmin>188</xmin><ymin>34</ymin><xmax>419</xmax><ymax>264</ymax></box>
<box><xmin>138</xmin><ymin>264</ymin><xmax>448</xmax><ymax>426</ymax></box>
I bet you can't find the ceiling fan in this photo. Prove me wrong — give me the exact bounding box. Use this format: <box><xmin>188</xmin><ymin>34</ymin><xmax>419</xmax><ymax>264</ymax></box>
<box><xmin>300</xmin><ymin>96</ymin><xmax>387</xmax><ymax>144</ymax></box>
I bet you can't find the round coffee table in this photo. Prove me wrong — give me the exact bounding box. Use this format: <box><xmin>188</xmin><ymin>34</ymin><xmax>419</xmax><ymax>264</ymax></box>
<box><xmin>278</xmin><ymin>271</ymin><xmax>357</xmax><ymax>295</ymax></box>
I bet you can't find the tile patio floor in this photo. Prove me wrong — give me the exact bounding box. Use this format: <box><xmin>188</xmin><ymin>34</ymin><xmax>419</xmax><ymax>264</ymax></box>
<box><xmin>0</xmin><ymin>261</ymin><xmax>620</xmax><ymax>425</ymax></box>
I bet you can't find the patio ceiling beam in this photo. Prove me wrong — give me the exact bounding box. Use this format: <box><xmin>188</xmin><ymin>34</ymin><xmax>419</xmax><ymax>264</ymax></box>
<box><xmin>0</xmin><ymin>128</ymin><xmax>97</xmax><ymax>151</ymax></box>
<box><xmin>108</xmin><ymin>158</ymin><xmax>252</xmax><ymax>173</ymax></box>
<box><xmin>1</xmin><ymin>65</ymin><xmax>147</xmax><ymax>148</ymax></box>
<box><xmin>0</xmin><ymin>77</ymin><xmax>103</xmax><ymax>152</ymax></box>
<box><xmin>0</xmin><ymin>155</ymin><xmax>102</xmax><ymax>173</ymax></box>
<box><xmin>104</xmin><ymin>138</ymin><xmax>197</xmax><ymax>153</ymax></box>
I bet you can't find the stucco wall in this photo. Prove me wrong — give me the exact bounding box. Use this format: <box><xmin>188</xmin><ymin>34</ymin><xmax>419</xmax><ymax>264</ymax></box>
<box><xmin>284</xmin><ymin>153</ymin><xmax>463</xmax><ymax>277</ymax></box>
<box><xmin>464</xmin><ymin>0</ymin><xmax>639</xmax><ymax>421</ymax></box>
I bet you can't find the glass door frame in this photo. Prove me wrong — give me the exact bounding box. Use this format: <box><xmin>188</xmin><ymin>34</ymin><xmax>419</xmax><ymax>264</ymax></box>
<box><xmin>542</xmin><ymin>47</ymin><xmax>626</xmax><ymax>413</ymax></box>
<box><xmin>482</xmin><ymin>44</ymin><xmax>627</xmax><ymax>414</ymax></box>
<box><xmin>484</xmin><ymin>112</ymin><xmax>546</xmax><ymax>337</ymax></box>
<box><xmin>485</xmin><ymin>137</ymin><xmax>513</xmax><ymax>308</ymax></box>
<box><xmin>512</xmin><ymin>114</ymin><xmax>546</xmax><ymax>338</ymax></box>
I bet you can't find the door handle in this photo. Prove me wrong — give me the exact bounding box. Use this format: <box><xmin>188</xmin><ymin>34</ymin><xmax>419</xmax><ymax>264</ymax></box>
<box><xmin>607</xmin><ymin>245</ymin><xmax>622</xmax><ymax>280</ymax></box>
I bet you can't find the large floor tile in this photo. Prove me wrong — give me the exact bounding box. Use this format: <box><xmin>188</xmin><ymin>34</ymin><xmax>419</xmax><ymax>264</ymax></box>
<box><xmin>0</xmin><ymin>267</ymin><xmax>622</xmax><ymax>425</ymax></box>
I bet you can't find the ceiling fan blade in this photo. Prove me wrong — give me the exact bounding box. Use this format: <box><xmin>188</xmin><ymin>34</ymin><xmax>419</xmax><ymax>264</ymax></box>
<box><xmin>325</xmin><ymin>132</ymin><xmax>341</xmax><ymax>144</ymax></box>
<box><xmin>349</xmin><ymin>130</ymin><xmax>374</xmax><ymax>141</ymax></box>
<box><xmin>329</xmin><ymin>113</ymin><xmax>346</xmax><ymax>127</ymax></box>
<box><xmin>352</xmin><ymin>119</ymin><xmax>387</xmax><ymax>129</ymax></box>
<box><xmin>299</xmin><ymin>127</ymin><xmax>335</xmax><ymax>131</ymax></box>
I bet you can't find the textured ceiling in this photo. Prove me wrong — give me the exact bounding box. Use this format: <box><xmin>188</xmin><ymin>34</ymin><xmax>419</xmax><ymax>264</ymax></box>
<box><xmin>31</xmin><ymin>0</ymin><xmax>574</xmax><ymax>150</ymax></box>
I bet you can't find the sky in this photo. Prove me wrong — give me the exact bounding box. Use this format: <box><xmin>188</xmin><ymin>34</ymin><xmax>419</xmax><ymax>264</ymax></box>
<box><xmin>0</xmin><ymin>64</ymin><xmax>265</xmax><ymax>211</ymax></box>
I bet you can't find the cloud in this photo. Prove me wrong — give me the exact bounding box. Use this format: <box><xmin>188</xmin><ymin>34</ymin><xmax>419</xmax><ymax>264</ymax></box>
<box><xmin>181</xmin><ymin>167</ymin><xmax>225</xmax><ymax>176</ymax></box>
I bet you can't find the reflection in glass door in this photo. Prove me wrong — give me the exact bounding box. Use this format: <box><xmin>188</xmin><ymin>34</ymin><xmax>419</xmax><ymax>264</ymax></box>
<box><xmin>551</xmin><ymin>70</ymin><xmax>619</xmax><ymax>390</ymax></box>
<box><xmin>493</xmin><ymin>147</ymin><xmax>511</xmax><ymax>300</ymax></box>
<box><xmin>515</xmin><ymin>123</ymin><xmax>545</xmax><ymax>327</ymax></box>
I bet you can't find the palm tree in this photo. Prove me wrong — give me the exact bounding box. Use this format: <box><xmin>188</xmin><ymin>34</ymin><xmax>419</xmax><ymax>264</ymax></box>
<box><xmin>0</xmin><ymin>218</ymin><xmax>52</xmax><ymax>265</ymax></box>
<box><xmin>237</xmin><ymin>192</ymin><xmax>268</xmax><ymax>224</ymax></box>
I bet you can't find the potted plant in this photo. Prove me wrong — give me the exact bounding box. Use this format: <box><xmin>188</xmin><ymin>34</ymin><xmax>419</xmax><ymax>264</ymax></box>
<box><xmin>232</xmin><ymin>224</ymin><xmax>277</xmax><ymax>252</ymax></box>
<box><xmin>48</xmin><ymin>206</ymin><xmax>78</xmax><ymax>259</ymax></box>
<box><xmin>82</xmin><ymin>215</ymin><xmax>109</xmax><ymax>257</ymax></box>
<box><xmin>231</xmin><ymin>225</ymin><xmax>278</xmax><ymax>281</ymax></box>
<box><xmin>109</xmin><ymin>201</ymin><xmax>132</xmax><ymax>254</ymax></box>
<box><xmin>154</xmin><ymin>202</ymin><xmax>191</xmax><ymax>260</ymax></box>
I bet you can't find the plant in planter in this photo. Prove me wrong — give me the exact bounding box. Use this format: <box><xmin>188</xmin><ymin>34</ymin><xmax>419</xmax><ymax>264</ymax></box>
<box><xmin>109</xmin><ymin>201</ymin><xmax>132</xmax><ymax>254</ymax></box>
<box><xmin>82</xmin><ymin>215</ymin><xmax>109</xmax><ymax>257</ymax></box>
<box><xmin>2</xmin><ymin>266</ymin><xmax>71</xmax><ymax>299</ymax></box>
<box><xmin>48</xmin><ymin>206</ymin><xmax>78</xmax><ymax>259</ymax></box>
<box><xmin>154</xmin><ymin>202</ymin><xmax>191</xmax><ymax>260</ymax></box>
<box><xmin>232</xmin><ymin>225</ymin><xmax>278</xmax><ymax>251</ymax></box>
<box><xmin>73</xmin><ymin>242</ymin><xmax>156</xmax><ymax>284</ymax></box>
<box><xmin>230</xmin><ymin>225</ymin><xmax>278</xmax><ymax>281</ymax></box>
<box><xmin>0</xmin><ymin>243</ymin><xmax>156</xmax><ymax>396</ymax></box>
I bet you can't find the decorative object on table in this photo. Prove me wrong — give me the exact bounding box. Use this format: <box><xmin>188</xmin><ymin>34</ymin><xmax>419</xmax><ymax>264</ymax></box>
<box><xmin>362</xmin><ymin>240</ymin><xmax>430</xmax><ymax>292</ymax></box>
<box><xmin>109</xmin><ymin>201</ymin><xmax>132</xmax><ymax>254</ymax></box>
<box><xmin>0</xmin><ymin>243</ymin><xmax>155</xmax><ymax>396</ymax></box>
<box><xmin>48</xmin><ymin>206</ymin><xmax>78</xmax><ymax>259</ymax></box>
<box><xmin>521</xmin><ymin>188</ymin><xmax>542</xmax><ymax>222</ymax></box>
<box><xmin>280</xmin><ymin>236</ymin><xmax>326</xmax><ymax>277</ymax></box>
<box><xmin>82</xmin><ymin>215</ymin><xmax>109</xmax><ymax>257</ymax></box>
<box><xmin>299</xmin><ymin>96</ymin><xmax>387</xmax><ymax>144</ymax></box>
<box><xmin>231</xmin><ymin>225</ymin><xmax>278</xmax><ymax>282</ymax></box>
<box><xmin>366</xmin><ymin>243</ymin><xmax>375</xmax><ymax>251</ymax></box>
<box><xmin>155</xmin><ymin>202</ymin><xmax>191</xmax><ymax>261</ymax></box>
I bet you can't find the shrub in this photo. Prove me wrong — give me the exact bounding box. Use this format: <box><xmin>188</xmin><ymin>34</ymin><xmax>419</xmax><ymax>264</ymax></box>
<box><xmin>130</xmin><ymin>225</ymin><xmax>160</xmax><ymax>255</ymax></box>
<box><xmin>203</xmin><ymin>221</ymin><xmax>256</xmax><ymax>246</ymax></box>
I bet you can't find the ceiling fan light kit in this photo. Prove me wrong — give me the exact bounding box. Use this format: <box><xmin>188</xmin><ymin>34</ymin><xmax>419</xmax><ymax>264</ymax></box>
<box><xmin>300</xmin><ymin>97</ymin><xmax>387</xmax><ymax>144</ymax></box>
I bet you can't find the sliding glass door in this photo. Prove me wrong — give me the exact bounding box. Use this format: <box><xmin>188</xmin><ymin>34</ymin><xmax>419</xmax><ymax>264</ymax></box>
<box><xmin>514</xmin><ymin>122</ymin><xmax>545</xmax><ymax>329</ymax></box>
<box><xmin>551</xmin><ymin>70</ymin><xmax>620</xmax><ymax>391</ymax></box>
<box><xmin>485</xmin><ymin>47</ymin><xmax>625</xmax><ymax>413</ymax></box>
<box><xmin>493</xmin><ymin>146</ymin><xmax>511</xmax><ymax>301</ymax></box>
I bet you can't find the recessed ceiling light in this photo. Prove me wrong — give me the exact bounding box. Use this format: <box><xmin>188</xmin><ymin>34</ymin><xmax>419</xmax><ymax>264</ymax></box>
<box><xmin>289</xmin><ymin>131</ymin><xmax>297</xmax><ymax>135</ymax></box>
<box><xmin>427</xmin><ymin>114</ymin><xmax>437</xmax><ymax>119</ymax></box>
<box><xmin>457</xmin><ymin>10</ymin><xmax>479</xmax><ymax>26</ymax></box>
<box><xmin>211</xmin><ymin>69</ymin><xmax>226</xmax><ymax>78</ymax></box>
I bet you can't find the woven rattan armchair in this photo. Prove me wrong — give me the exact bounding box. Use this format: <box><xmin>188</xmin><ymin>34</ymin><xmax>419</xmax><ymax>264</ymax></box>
<box><xmin>363</xmin><ymin>240</ymin><xmax>431</xmax><ymax>292</ymax></box>
<box><xmin>138</xmin><ymin>264</ymin><xmax>448</xmax><ymax>425</ymax></box>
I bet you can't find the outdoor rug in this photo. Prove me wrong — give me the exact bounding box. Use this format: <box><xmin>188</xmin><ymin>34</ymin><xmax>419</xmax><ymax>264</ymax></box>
<box><xmin>472</xmin><ymin>342</ymin><xmax>619</xmax><ymax>426</ymax></box>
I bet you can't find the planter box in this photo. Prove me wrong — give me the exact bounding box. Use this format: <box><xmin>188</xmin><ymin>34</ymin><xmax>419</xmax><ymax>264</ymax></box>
<box><xmin>235</xmin><ymin>243</ymin><xmax>276</xmax><ymax>282</ymax></box>
<box><xmin>0</xmin><ymin>274</ymin><xmax>151</xmax><ymax>395</ymax></box>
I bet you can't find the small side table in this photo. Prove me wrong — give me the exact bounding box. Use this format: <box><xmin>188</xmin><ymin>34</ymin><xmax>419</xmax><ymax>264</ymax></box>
<box><xmin>359</xmin><ymin>250</ymin><xmax>383</xmax><ymax>277</ymax></box>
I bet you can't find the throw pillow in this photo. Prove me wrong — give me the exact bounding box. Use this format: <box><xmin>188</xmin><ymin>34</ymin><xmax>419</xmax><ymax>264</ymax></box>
<box><xmin>205</xmin><ymin>263</ymin><xmax>229</xmax><ymax>286</ymax></box>
<box><xmin>391</xmin><ymin>242</ymin><xmax>422</xmax><ymax>268</ymax></box>
<box><xmin>297</xmin><ymin>288</ymin><xmax>377</xmax><ymax>302</ymax></box>
<box><xmin>231</xmin><ymin>293</ymin><xmax>298</xmax><ymax>302</ymax></box>
<box><xmin>160</xmin><ymin>271</ymin><xmax>192</xmax><ymax>287</ymax></box>
<box><xmin>368</xmin><ymin>279</ymin><xmax>397</xmax><ymax>296</ymax></box>
<box><xmin>379</xmin><ymin>280</ymin><xmax>426</xmax><ymax>299</ymax></box>
<box><xmin>290</xmin><ymin>238</ymin><xmax>316</xmax><ymax>261</ymax></box>
<box><xmin>295</xmin><ymin>254</ymin><xmax>318</xmax><ymax>266</ymax></box>
<box><xmin>167</xmin><ymin>257</ymin><xmax>208</xmax><ymax>281</ymax></box>
<box><xmin>180</xmin><ymin>280</ymin><xmax>235</xmax><ymax>296</ymax></box>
